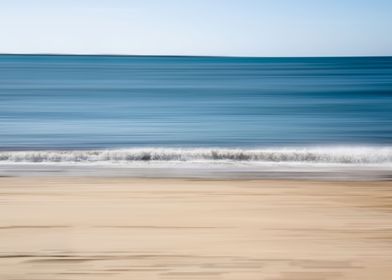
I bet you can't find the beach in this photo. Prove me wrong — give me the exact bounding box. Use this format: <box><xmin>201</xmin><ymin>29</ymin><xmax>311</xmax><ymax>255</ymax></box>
<box><xmin>1</xmin><ymin>177</ymin><xmax>391</xmax><ymax>280</ymax></box>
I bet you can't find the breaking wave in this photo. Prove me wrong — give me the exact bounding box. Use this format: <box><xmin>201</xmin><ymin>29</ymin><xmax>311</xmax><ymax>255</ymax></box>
<box><xmin>0</xmin><ymin>147</ymin><xmax>392</xmax><ymax>164</ymax></box>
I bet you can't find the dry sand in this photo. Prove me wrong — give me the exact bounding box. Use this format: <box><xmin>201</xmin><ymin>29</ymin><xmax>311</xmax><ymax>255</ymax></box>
<box><xmin>0</xmin><ymin>177</ymin><xmax>391</xmax><ymax>279</ymax></box>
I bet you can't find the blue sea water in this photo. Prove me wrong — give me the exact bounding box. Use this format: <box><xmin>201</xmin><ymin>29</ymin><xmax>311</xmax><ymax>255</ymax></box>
<box><xmin>0</xmin><ymin>55</ymin><xmax>391</xmax><ymax>164</ymax></box>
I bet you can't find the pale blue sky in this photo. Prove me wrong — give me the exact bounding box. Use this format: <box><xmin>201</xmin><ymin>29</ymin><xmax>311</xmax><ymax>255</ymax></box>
<box><xmin>0</xmin><ymin>0</ymin><xmax>391</xmax><ymax>56</ymax></box>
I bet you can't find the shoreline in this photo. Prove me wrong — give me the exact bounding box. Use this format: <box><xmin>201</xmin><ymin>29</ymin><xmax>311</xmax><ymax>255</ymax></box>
<box><xmin>1</xmin><ymin>146</ymin><xmax>391</xmax><ymax>181</ymax></box>
<box><xmin>1</xmin><ymin>162</ymin><xmax>391</xmax><ymax>181</ymax></box>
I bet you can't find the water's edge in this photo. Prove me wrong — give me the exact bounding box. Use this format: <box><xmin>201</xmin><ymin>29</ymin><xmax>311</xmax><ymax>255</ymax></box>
<box><xmin>0</xmin><ymin>147</ymin><xmax>391</xmax><ymax>180</ymax></box>
<box><xmin>1</xmin><ymin>147</ymin><xmax>392</xmax><ymax>164</ymax></box>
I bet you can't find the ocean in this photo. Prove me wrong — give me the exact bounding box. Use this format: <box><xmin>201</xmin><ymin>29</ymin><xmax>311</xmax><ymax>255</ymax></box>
<box><xmin>0</xmin><ymin>55</ymin><xmax>391</xmax><ymax>169</ymax></box>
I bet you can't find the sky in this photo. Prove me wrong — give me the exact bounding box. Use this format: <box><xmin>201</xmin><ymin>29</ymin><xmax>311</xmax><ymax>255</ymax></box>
<box><xmin>0</xmin><ymin>0</ymin><xmax>391</xmax><ymax>56</ymax></box>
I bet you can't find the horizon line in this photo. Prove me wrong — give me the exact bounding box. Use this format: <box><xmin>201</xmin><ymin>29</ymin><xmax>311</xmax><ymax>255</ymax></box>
<box><xmin>0</xmin><ymin>53</ymin><xmax>391</xmax><ymax>59</ymax></box>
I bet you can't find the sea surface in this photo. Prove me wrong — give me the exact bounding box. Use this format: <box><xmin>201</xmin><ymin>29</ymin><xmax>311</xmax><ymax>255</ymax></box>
<box><xmin>0</xmin><ymin>55</ymin><xmax>391</xmax><ymax>167</ymax></box>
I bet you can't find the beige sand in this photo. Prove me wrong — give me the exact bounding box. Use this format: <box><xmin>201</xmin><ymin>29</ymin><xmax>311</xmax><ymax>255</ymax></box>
<box><xmin>0</xmin><ymin>177</ymin><xmax>391</xmax><ymax>280</ymax></box>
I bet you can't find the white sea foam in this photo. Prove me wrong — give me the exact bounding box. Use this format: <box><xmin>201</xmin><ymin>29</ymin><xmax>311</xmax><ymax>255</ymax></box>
<box><xmin>0</xmin><ymin>147</ymin><xmax>392</xmax><ymax>165</ymax></box>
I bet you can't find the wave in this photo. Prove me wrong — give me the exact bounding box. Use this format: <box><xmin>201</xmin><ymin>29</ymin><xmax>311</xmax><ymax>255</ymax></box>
<box><xmin>0</xmin><ymin>147</ymin><xmax>392</xmax><ymax>164</ymax></box>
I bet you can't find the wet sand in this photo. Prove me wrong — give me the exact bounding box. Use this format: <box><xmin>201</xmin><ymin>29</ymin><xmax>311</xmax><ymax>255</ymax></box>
<box><xmin>0</xmin><ymin>177</ymin><xmax>392</xmax><ymax>279</ymax></box>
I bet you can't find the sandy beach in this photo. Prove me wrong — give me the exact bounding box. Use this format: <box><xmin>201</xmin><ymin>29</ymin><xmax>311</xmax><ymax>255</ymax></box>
<box><xmin>0</xmin><ymin>177</ymin><xmax>391</xmax><ymax>279</ymax></box>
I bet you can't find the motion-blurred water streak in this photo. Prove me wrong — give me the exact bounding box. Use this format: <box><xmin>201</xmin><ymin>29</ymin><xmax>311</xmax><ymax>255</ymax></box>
<box><xmin>0</xmin><ymin>55</ymin><xmax>391</xmax><ymax>151</ymax></box>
